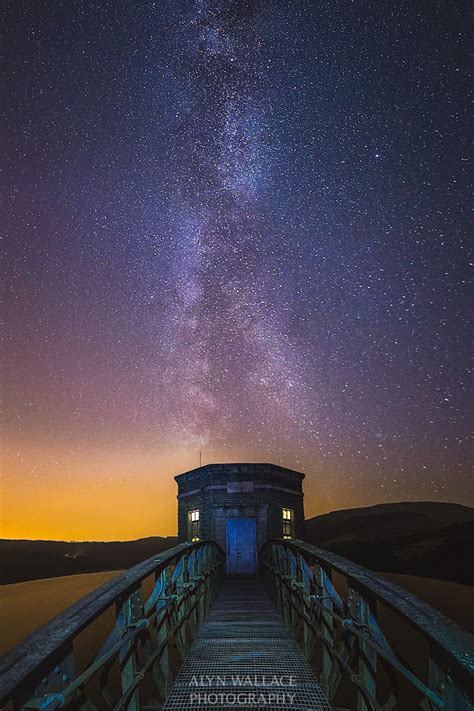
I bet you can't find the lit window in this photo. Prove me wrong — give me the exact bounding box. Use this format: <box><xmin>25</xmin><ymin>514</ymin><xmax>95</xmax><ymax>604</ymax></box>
<box><xmin>188</xmin><ymin>510</ymin><xmax>200</xmax><ymax>541</ymax></box>
<box><xmin>282</xmin><ymin>508</ymin><xmax>294</xmax><ymax>539</ymax></box>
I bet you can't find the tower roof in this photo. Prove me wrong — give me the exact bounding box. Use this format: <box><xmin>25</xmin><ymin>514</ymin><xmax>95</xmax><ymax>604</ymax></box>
<box><xmin>174</xmin><ymin>462</ymin><xmax>305</xmax><ymax>483</ymax></box>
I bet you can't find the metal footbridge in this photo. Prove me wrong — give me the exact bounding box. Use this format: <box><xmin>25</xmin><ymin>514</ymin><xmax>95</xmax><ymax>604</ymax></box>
<box><xmin>0</xmin><ymin>540</ymin><xmax>473</xmax><ymax>710</ymax></box>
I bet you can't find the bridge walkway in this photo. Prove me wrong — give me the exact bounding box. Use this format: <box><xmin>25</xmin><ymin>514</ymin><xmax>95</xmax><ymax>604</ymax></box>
<box><xmin>163</xmin><ymin>576</ymin><xmax>331</xmax><ymax>710</ymax></box>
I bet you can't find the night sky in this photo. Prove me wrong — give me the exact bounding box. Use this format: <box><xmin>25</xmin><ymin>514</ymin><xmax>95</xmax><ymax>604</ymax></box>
<box><xmin>3</xmin><ymin>1</ymin><xmax>472</xmax><ymax>540</ymax></box>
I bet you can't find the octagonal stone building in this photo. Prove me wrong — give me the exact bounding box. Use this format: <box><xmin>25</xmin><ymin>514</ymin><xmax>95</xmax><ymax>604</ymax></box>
<box><xmin>175</xmin><ymin>462</ymin><xmax>305</xmax><ymax>574</ymax></box>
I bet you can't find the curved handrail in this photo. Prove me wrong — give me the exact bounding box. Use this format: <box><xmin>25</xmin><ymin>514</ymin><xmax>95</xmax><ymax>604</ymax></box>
<box><xmin>0</xmin><ymin>540</ymin><xmax>225</xmax><ymax>708</ymax></box>
<box><xmin>269</xmin><ymin>539</ymin><xmax>473</xmax><ymax>674</ymax></box>
<box><xmin>260</xmin><ymin>538</ymin><xmax>474</xmax><ymax>708</ymax></box>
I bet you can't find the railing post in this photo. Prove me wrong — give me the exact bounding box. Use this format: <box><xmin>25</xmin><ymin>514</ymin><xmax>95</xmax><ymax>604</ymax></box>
<box><xmin>301</xmin><ymin>557</ymin><xmax>316</xmax><ymax>662</ymax></box>
<box><xmin>117</xmin><ymin>586</ymin><xmax>143</xmax><ymax>711</ymax></box>
<box><xmin>314</xmin><ymin>564</ymin><xmax>334</xmax><ymax>697</ymax></box>
<box><xmin>269</xmin><ymin>546</ymin><xmax>278</xmax><ymax>608</ymax></box>
<box><xmin>20</xmin><ymin>641</ymin><xmax>78</xmax><ymax>710</ymax></box>
<box><xmin>425</xmin><ymin>655</ymin><xmax>472</xmax><ymax>711</ymax></box>
<box><xmin>187</xmin><ymin>549</ymin><xmax>197</xmax><ymax>641</ymax></box>
<box><xmin>195</xmin><ymin>547</ymin><xmax>204</xmax><ymax>628</ymax></box>
<box><xmin>172</xmin><ymin>558</ymin><xmax>187</xmax><ymax>662</ymax></box>
<box><xmin>273</xmin><ymin>545</ymin><xmax>283</xmax><ymax>612</ymax></box>
<box><xmin>282</xmin><ymin>547</ymin><xmax>293</xmax><ymax>629</ymax></box>
<box><xmin>154</xmin><ymin>565</ymin><xmax>171</xmax><ymax>700</ymax></box>
<box><xmin>288</xmin><ymin>550</ymin><xmax>299</xmax><ymax>630</ymax></box>
<box><xmin>207</xmin><ymin>546</ymin><xmax>216</xmax><ymax>616</ymax></box>
<box><xmin>203</xmin><ymin>546</ymin><xmax>211</xmax><ymax>618</ymax></box>
<box><xmin>348</xmin><ymin>588</ymin><xmax>377</xmax><ymax>711</ymax></box>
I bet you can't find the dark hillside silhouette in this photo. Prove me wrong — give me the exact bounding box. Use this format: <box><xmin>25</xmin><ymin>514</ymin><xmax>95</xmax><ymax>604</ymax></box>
<box><xmin>304</xmin><ymin>502</ymin><xmax>474</xmax><ymax>585</ymax></box>
<box><xmin>0</xmin><ymin>536</ymin><xmax>178</xmax><ymax>584</ymax></box>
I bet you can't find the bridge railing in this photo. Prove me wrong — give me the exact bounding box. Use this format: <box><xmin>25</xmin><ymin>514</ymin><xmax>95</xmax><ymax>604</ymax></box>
<box><xmin>0</xmin><ymin>540</ymin><xmax>225</xmax><ymax>710</ymax></box>
<box><xmin>259</xmin><ymin>539</ymin><xmax>473</xmax><ymax>711</ymax></box>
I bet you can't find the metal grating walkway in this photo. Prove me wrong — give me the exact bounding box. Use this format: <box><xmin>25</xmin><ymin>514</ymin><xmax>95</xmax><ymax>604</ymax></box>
<box><xmin>163</xmin><ymin>577</ymin><xmax>331</xmax><ymax>710</ymax></box>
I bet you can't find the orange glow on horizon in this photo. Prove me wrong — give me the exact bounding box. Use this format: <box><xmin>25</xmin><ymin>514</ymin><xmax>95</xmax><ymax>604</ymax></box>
<box><xmin>1</xmin><ymin>432</ymin><xmax>340</xmax><ymax>541</ymax></box>
<box><xmin>2</xmin><ymin>431</ymin><xmax>468</xmax><ymax>542</ymax></box>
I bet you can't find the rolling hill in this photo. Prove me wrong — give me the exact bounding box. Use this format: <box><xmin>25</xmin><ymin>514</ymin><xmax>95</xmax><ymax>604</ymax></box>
<box><xmin>0</xmin><ymin>536</ymin><xmax>178</xmax><ymax>584</ymax></box>
<box><xmin>304</xmin><ymin>501</ymin><xmax>474</xmax><ymax>585</ymax></box>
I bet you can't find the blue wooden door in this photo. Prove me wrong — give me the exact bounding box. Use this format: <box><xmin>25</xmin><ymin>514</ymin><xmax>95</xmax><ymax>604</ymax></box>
<box><xmin>226</xmin><ymin>518</ymin><xmax>257</xmax><ymax>574</ymax></box>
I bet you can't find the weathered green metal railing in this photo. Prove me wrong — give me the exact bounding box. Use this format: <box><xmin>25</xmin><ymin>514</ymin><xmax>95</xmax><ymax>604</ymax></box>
<box><xmin>0</xmin><ymin>541</ymin><xmax>224</xmax><ymax>710</ymax></box>
<box><xmin>260</xmin><ymin>539</ymin><xmax>474</xmax><ymax>711</ymax></box>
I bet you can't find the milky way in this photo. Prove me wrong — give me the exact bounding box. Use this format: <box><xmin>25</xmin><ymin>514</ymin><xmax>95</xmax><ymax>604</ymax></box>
<box><xmin>3</xmin><ymin>0</ymin><xmax>472</xmax><ymax>538</ymax></box>
<box><xmin>160</xmin><ymin>1</ymin><xmax>312</xmax><ymax>449</ymax></box>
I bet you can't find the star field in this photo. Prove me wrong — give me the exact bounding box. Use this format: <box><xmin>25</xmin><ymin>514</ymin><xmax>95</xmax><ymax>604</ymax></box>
<box><xmin>2</xmin><ymin>0</ymin><xmax>472</xmax><ymax>539</ymax></box>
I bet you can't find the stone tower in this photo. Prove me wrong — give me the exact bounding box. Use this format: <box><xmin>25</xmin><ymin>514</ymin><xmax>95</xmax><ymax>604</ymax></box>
<box><xmin>175</xmin><ymin>462</ymin><xmax>305</xmax><ymax>574</ymax></box>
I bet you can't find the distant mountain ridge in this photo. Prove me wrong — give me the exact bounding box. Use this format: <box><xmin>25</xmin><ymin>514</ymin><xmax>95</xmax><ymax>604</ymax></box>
<box><xmin>305</xmin><ymin>501</ymin><xmax>473</xmax><ymax>543</ymax></box>
<box><xmin>304</xmin><ymin>501</ymin><xmax>474</xmax><ymax>585</ymax></box>
<box><xmin>0</xmin><ymin>536</ymin><xmax>178</xmax><ymax>584</ymax></box>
